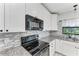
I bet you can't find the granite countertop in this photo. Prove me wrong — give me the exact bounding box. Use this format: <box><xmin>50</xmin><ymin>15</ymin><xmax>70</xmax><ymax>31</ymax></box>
<box><xmin>0</xmin><ymin>46</ymin><xmax>31</xmax><ymax>56</ymax></box>
<box><xmin>40</xmin><ymin>35</ymin><xmax>79</xmax><ymax>43</ymax></box>
<box><xmin>39</xmin><ymin>35</ymin><xmax>62</xmax><ymax>43</ymax></box>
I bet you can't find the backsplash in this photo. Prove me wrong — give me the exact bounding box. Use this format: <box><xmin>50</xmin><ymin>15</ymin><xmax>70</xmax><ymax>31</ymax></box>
<box><xmin>0</xmin><ymin>33</ymin><xmax>21</xmax><ymax>51</ymax></box>
<box><xmin>25</xmin><ymin>31</ymin><xmax>50</xmax><ymax>39</ymax></box>
<box><xmin>0</xmin><ymin>31</ymin><xmax>50</xmax><ymax>51</ymax></box>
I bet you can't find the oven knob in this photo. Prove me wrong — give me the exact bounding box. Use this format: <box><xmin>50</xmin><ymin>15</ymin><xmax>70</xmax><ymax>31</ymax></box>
<box><xmin>6</xmin><ymin>30</ymin><xmax>8</xmax><ymax>32</ymax></box>
<box><xmin>0</xmin><ymin>30</ymin><xmax>3</xmax><ymax>32</ymax></box>
<box><xmin>37</xmin><ymin>35</ymin><xmax>39</xmax><ymax>37</ymax></box>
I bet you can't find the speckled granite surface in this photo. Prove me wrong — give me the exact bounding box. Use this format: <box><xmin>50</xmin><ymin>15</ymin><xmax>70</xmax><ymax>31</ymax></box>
<box><xmin>0</xmin><ymin>35</ymin><xmax>79</xmax><ymax>56</ymax></box>
<box><xmin>0</xmin><ymin>46</ymin><xmax>31</xmax><ymax>56</ymax></box>
<box><xmin>40</xmin><ymin>35</ymin><xmax>79</xmax><ymax>43</ymax></box>
<box><xmin>39</xmin><ymin>35</ymin><xmax>61</xmax><ymax>43</ymax></box>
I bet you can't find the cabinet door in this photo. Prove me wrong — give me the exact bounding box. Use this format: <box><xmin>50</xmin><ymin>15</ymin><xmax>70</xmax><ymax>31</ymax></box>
<box><xmin>73</xmin><ymin>43</ymin><xmax>79</xmax><ymax>56</ymax></box>
<box><xmin>62</xmin><ymin>41</ymin><xmax>77</xmax><ymax>56</ymax></box>
<box><xmin>50</xmin><ymin>40</ymin><xmax>56</xmax><ymax>56</ymax></box>
<box><xmin>76</xmin><ymin>47</ymin><xmax>79</xmax><ymax>56</ymax></box>
<box><xmin>56</xmin><ymin>39</ymin><xmax>62</xmax><ymax>52</ymax></box>
<box><xmin>0</xmin><ymin>3</ymin><xmax>4</xmax><ymax>32</ymax></box>
<box><xmin>26</xmin><ymin>3</ymin><xmax>38</xmax><ymax>17</ymax></box>
<box><xmin>43</xmin><ymin>12</ymin><xmax>51</xmax><ymax>31</ymax></box>
<box><xmin>35</xmin><ymin>4</ymin><xmax>51</xmax><ymax>31</ymax></box>
<box><xmin>39</xmin><ymin>5</ymin><xmax>51</xmax><ymax>31</ymax></box>
<box><xmin>50</xmin><ymin>46</ymin><xmax>55</xmax><ymax>56</ymax></box>
<box><xmin>5</xmin><ymin>3</ymin><xmax>25</xmax><ymax>32</ymax></box>
<box><xmin>51</xmin><ymin>14</ymin><xmax>58</xmax><ymax>30</ymax></box>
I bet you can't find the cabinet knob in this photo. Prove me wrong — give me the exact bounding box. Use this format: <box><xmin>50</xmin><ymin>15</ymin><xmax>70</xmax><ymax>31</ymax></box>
<box><xmin>0</xmin><ymin>30</ymin><xmax>3</xmax><ymax>32</ymax></box>
<box><xmin>50</xmin><ymin>46</ymin><xmax>53</xmax><ymax>47</ymax></box>
<box><xmin>6</xmin><ymin>30</ymin><xmax>8</xmax><ymax>32</ymax></box>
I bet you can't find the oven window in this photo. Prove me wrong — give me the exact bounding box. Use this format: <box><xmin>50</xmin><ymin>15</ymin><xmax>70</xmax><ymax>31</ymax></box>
<box><xmin>30</xmin><ymin>22</ymin><xmax>39</xmax><ymax>28</ymax></box>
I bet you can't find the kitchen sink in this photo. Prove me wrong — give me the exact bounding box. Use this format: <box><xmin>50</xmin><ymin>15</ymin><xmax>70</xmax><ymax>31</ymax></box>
<box><xmin>63</xmin><ymin>37</ymin><xmax>79</xmax><ymax>43</ymax></box>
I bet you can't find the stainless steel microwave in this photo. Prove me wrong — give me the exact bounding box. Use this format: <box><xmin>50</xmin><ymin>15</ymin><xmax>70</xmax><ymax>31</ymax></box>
<box><xmin>25</xmin><ymin>15</ymin><xmax>43</xmax><ymax>30</ymax></box>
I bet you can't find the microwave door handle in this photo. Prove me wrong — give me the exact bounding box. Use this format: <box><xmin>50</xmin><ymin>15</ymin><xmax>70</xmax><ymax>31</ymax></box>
<box><xmin>29</xmin><ymin>22</ymin><xmax>31</xmax><ymax>30</ymax></box>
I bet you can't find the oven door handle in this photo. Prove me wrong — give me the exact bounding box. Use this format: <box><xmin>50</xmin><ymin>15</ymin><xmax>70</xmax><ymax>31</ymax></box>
<box><xmin>40</xmin><ymin>45</ymin><xmax>49</xmax><ymax>52</ymax></box>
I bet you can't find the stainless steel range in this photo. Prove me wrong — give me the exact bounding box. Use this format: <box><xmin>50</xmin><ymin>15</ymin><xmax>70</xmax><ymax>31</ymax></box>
<box><xmin>21</xmin><ymin>34</ymin><xmax>49</xmax><ymax>56</ymax></box>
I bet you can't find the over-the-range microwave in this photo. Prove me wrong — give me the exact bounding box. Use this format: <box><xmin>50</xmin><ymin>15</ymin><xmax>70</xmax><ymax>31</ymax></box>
<box><xmin>25</xmin><ymin>15</ymin><xmax>43</xmax><ymax>30</ymax></box>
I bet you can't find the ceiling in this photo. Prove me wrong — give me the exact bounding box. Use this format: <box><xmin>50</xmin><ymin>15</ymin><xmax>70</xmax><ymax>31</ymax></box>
<box><xmin>43</xmin><ymin>3</ymin><xmax>79</xmax><ymax>14</ymax></box>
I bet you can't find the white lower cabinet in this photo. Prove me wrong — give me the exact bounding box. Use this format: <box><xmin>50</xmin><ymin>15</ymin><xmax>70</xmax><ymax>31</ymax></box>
<box><xmin>50</xmin><ymin>39</ymin><xmax>79</xmax><ymax>56</ymax></box>
<box><xmin>50</xmin><ymin>40</ymin><xmax>56</xmax><ymax>56</ymax></box>
<box><xmin>55</xmin><ymin>39</ymin><xmax>62</xmax><ymax>53</ymax></box>
<box><xmin>61</xmin><ymin>41</ymin><xmax>77</xmax><ymax>56</ymax></box>
<box><xmin>55</xmin><ymin>39</ymin><xmax>79</xmax><ymax>56</ymax></box>
<box><xmin>76</xmin><ymin>47</ymin><xmax>79</xmax><ymax>55</ymax></box>
<box><xmin>50</xmin><ymin>46</ymin><xmax>55</xmax><ymax>56</ymax></box>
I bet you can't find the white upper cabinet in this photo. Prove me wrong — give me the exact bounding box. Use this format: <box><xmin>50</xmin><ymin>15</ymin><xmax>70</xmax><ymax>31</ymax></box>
<box><xmin>0</xmin><ymin>3</ymin><xmax>58</xmax><ymax>32</ymax></box>
<box><xmin>25</xmin><ymin>3</ymin><xmax>46</xmax><ymax>20</ymax></box>
<box><xmin>37</xmin><ymin>4</ymin><xmax>51</xmax><ymax>31</ymax></box>
<box><xmin>43</xmin><ymin>13</ymin><xmax>51</xmax><ymax>31</ymax></box>
<box><xmin>50</xmin><ymin>14</ymin><xmax>58</xmax><ymax>31</ymax></box>
<box><xmin>0</xmin><ymin>3</ymin><xmax>4</xmax><ymax>32</ymax></box>
<box><xmin>25</xmin><ymin>3</ymin><xmax>38</xmax><ymax>17</ymax></box>
<box><xmin>5</xmin><ymin>3</ymin><xmax>25</xmax><ymax>32</ymax></box>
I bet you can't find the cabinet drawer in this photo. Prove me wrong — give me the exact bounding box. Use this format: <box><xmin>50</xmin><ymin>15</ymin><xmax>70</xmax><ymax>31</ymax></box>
<box><xmin>50</xmin><ymin>46</ymin><xmax>55</xmax><ymax>56</ymax></box>
<box><xmin>50</xmin><ymin>40</ymin><xmax>56</xmax><ymax>46</ymax></box>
